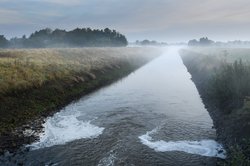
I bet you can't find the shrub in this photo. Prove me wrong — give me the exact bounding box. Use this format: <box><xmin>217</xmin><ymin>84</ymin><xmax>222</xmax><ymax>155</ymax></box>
<box><xmin>210</xmin><ymin>60</ymin><xmax>250</xmax><ymax>112</ymax></box>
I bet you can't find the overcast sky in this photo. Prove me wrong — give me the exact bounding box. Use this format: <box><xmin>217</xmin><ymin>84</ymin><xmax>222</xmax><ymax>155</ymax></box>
<box><xmin>0</xmin><ymin>0</ymin><xmax>250</xmax><ymax>42</ymax></box>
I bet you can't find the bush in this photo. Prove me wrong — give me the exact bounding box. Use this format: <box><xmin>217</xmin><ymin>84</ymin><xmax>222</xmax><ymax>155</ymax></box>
<box><xmin>226</xmin><ymin>141</ymin><xmax>250</xmax><ymax>166</ymax></box>
<box><xmin>210</xmin><ymin>60</ymin><xmax>250</xmax><ymax>112</ymax></box>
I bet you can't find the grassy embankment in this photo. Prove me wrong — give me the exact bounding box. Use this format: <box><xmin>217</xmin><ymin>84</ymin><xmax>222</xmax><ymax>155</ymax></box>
<box><xmin>0</xmin><ymin>47</ymin><xmax>162</xmax><ymax>153</ymax></box>
<box><xmin>180</xmin><ymin>47</ymin><xmax>250</xmax><ymax>165</ymax></box>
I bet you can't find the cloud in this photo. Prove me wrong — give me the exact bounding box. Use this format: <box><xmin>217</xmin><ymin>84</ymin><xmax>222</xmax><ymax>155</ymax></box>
<box><xmin>0</xmin><ymin>9</ymin><xmax>29</xmax><ymax>24</ymax></box>
<box><xmin>33</xmin><ymin>0</ymin><xmax>83</xmax><ymax>6</ymax></box>
<box><xmin>0</xmin><ymin>0</ymin><xmax>250</xmax><ymax>41</ymax></box>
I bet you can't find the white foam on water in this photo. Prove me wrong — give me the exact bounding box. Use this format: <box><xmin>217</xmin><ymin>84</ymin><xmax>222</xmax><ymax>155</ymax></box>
<box><xmin>139</xmin><ymin>128</ymin><xmax>226</xmax><ymax>159</ymax></box>
<box><xmin>28</xmin><ymin>111</ymin><xmax>104</xmax><ymax>150</ymax></box>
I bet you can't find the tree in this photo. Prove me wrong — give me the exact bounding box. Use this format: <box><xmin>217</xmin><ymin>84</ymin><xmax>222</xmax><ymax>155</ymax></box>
<box><xmin>0</xmin><ymin>35</ymin><xmax>8</xmax><ymax>48</ymax></box>
<box><xmin>104</xmin><ymin>28</ymin><xmax>112</xmax><ymax>34</ymax></box>
<box><xmin>188</xmin><ymin>39</ymin><xmax>199</xmax><ymax>46</ymax></box>
<box><xmin>199</xmin><ymin>37</ymin><xmax>214</xmax><ymax>46</ymax></box>
<box><xmin>188</xmin><ymin>37</ymin><xmax>214</xmax><ymax>46</ymax></box>
<box><xmin>2</xmin><ymin>27</ymin><xmax>128</xmax><ymax>48</ymax></box>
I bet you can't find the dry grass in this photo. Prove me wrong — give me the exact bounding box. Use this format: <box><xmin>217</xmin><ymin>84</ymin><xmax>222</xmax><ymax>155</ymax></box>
<box><xmin>0</xmin><ymin>47</ymin><xmax>161</xmax><ymax>94</ymax></box>
<box><xmin>187</xmin><ymin>47</ymin><xmax>250</xmax><ymax>63</ymax></box>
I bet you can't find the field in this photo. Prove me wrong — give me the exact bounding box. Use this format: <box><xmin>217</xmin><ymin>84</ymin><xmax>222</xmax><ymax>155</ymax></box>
<box><xmin>0</xmin><ymin>47</ymin><xmax>160</xmax><ymax>95</ymax></box>
<box><xmin>185</xmin><ymin>47</ymin><xmax>250</xmax><ymax>63</ymax></box>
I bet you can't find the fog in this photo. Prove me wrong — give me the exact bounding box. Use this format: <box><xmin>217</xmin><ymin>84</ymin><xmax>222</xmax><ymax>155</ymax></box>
<box><xmin>1</xmin><ymin>1</ymin><xmax>250</xmax><ymax>165</ymax></box>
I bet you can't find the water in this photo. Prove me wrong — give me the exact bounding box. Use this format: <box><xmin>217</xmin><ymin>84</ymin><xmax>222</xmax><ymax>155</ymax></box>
<box><xmin>0</xmin><ymin>47</ymin><xmax>225</xmax><ymax>166</ymax></box>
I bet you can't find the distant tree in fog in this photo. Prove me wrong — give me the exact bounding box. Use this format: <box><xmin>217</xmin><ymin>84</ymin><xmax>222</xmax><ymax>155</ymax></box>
<box><xmin>188</xmin><ymin>37</ymin><xmax>250</xmax><ymax>47</ymax></box>
<box><xmin>188</xmin><ymin>37</ymin><xmax>214</xmax><ymax>46</ymax></box>
<box><xmin>135</xmin><ymin>40</ymin><xmax>167</xmax><ymax>46</ymax></box>
<box><xmin>141</xmin><ymin>40</ymin><xmax>151</xmax><ymax>45</ymax></box>
<box><xmin>199</xmin><ymin>37</ymin><xmax>214</xmax><ymax>46</ymax></box>
<box><xmin>188</xmin><ymin>39</ymin><xmax>199</xmax><ymax>46</ymax></box>
<box><xmin>0</xmin><ymin>35</ymin><xmax>9</xmax><ymax>48</ymax></box>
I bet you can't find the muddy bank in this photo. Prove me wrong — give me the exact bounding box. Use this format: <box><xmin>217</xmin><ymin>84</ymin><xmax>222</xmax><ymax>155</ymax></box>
<box><xmin>180</xmin><ymin>48</ymin><xmax>250</xmax><ymax>164</ymax></box>
<box><xmin>0</xmin><ymin>47</ymin><xmax>162</xmax><ymax>154</ymax></box>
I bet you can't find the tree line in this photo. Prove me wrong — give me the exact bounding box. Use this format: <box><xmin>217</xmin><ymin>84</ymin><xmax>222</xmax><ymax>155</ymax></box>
<box><xmin>0</xmin><ymin>28</ymin><xmax>128</xmax><ymax>48</ymax></box>
<box><xmin>188</xmin><ymin>37</ymin><xmax>250</xmax><ymax>47</ymax></box>
<box><xmin>135</xmin><ymin>40</ymin><xmax>167</xmax><ymax>46</ymax></box>
<box><xmin>188</xmin><ymin>37</ymin><xmax>214</xmax><ymax>46</ymax></box>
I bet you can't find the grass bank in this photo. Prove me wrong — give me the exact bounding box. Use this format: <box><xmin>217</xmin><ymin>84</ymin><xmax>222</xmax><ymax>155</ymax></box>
<box><xmin>180</xmin><ymin>47</ymin><xmax>250</xmax><ymax>165</ymax></box>
<box><xmin>0</xmin><ymin>47</ymin><xmax>162</xmax><ymax>153</ymax></box>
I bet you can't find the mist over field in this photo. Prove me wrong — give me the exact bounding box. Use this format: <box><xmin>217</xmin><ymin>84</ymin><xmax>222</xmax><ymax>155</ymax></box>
<box><xmin>0</xmin><ymin>0</ymin><xmax>250</xmax><ymax>166</ymax></box>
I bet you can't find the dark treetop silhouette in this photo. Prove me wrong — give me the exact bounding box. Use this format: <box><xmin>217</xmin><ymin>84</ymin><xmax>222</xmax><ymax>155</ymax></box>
<box><xmin>0</xmin><ymin>28</ymin><xmax>128</xmax><ymax>48</ymax></box>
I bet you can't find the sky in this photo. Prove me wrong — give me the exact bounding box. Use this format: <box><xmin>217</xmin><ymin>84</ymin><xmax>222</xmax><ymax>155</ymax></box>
<box><xmin>0</xmin><ymin>0</ymin><xmax>250</xmax><ymax>42</ymax></box>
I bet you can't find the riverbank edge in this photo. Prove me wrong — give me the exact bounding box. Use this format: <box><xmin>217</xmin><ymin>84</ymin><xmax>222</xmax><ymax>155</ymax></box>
<box><xmin>0</xmin><ymin>57</ymin><xmax>158</xmax><ymax>155</ymax></box>
<box><xmin>179</xmin><ymin>50</ymin><xmax>250</xmax><ymax>164</ymax></box>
